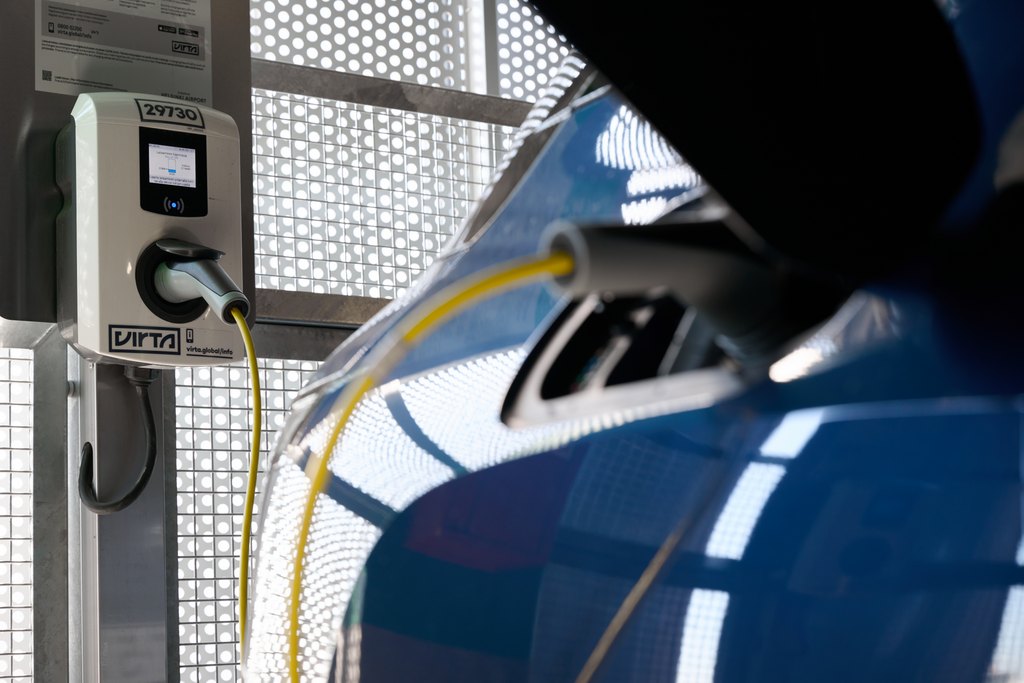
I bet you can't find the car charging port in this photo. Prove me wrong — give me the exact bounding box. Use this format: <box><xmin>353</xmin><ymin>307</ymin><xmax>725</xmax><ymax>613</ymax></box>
<box><xmin>539</xmin><ymin>293</ymin><xmax>689</xmax><ymax>399</ymax></box>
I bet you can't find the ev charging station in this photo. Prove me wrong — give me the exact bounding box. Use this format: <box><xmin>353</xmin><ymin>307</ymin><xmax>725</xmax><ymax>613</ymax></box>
<box><xmin>54</xmin><ymin>91</ymin><xmax>253</xmax><ymax>682</ymax></box>
<box><xmin>0</xmin><ymin>2</ymin><xmax>255</xmax><ymax>681</ymax></box>
<box><xmin>56</xmin><ymin>92</ymin><xmax>247</xmax><ymax>367</ymax></box>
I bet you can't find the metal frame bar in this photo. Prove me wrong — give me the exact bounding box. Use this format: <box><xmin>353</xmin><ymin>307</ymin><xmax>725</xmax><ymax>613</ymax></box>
<box><xmin>32</xmin><ymin>326</ymin><xmax>69</xmax><ymax>683</ymax></box>
<box><xmin>482</xmin><ymin>0</ymin><xmax>501</xmax><ymax>97</ymax></box>
<box><xmin>251</xmin><ymin>322</ymin><xmax>355</xmax><ymax>362</ymax></box>
<box><xmin>251</xmin><ymin>59</ymin><xmax>531</xmax><ymax>127</ymax></box>
<box><xmin>160</xmin><ymin>375</ymin><xmax>179</xmax><ymax>683</ymax></box>
<box><xmin>255</xmin><ymin>289</ymin><xmax>388</xmax><ymax>330</ymax></box>
<box><xmin>67</xmin><ymin>344</ymin><xmax>84</xmax><ymax>683</ymax></box>
<box><xmin>71</xmin><ymin>356</ymin><xmax>174</xmax><ymax>683</ymax></box>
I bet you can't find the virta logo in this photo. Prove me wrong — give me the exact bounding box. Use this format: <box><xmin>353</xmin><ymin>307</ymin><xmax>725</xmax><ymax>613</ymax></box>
<box><xmin>172</xmin><ymin>41</ymin><xmax>200</xmax><ymax>56</ymax></box>
<box><xmin>109</xmin><ymin>325</ymin><xmax>181</xmax><ymax>355</ymax></box>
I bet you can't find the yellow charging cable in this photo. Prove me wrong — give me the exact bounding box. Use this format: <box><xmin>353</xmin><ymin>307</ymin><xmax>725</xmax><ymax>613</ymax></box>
<box><xmin>231</xmin><ymin>306</ymin><xmax>262</xmax><ymax>649</ymax></box>
<box><xmin>286</xmin><ymin>251</ymin><xmax>574</xmax><ymax>681</ymax></box>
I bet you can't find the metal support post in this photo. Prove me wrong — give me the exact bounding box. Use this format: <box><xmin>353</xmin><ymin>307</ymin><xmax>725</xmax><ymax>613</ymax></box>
<box><xmin>69</xmin><ymin>356</ymin><xmax>175</xmax><ymax>683</ymax></box>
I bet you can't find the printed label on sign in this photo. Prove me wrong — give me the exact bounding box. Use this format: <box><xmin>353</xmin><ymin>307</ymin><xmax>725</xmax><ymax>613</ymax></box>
<box><xmin>35</xmin><ymin>0</ymin><xmax>212</xmax><ymax>104</ymax></box>
<box><xmin>136</xmin><ymin>98</ymin><xmax>205</xmax><ymax>128</ymax></box>
<box><xmin>171</xmin><ymin>40</ymin><xmax>199</xmax><ymax>56</ymax></box>
<box><xmin>183</xmin><ymin>327</ymin><xmax>234</xmax><ymax>359</ymax></box>
<box><xmin>109</xmin><ymin>325</ymin><xmax>181</xmax><ymax>355</ymax></box>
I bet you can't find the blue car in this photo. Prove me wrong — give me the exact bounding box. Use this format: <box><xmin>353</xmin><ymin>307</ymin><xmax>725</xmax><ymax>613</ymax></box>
<box><xmin>243</xmin><ymin>1</ymin><xmax>1024</xmax><ymax>680</ymax></box>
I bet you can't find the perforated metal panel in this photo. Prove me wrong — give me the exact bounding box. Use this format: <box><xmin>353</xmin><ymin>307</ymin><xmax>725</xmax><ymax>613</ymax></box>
<box><xmin>247</xmin><ymin>0</ymin><xmax>574</xmax><ymax>297</ymax></box>
<box><xmin>252</xmin><ymin>88</ymin><xmax>516</xmax><ymax>297</ymax></box>
<box><xmin>250</xmin><ymin>0</ymin><xmax>470</xmax><ymax>89</ymax></box>
<box><xmin>175</xmin><ymin>359</ymin><xmax>320</xmax><ymax>683</ymax></box>
<box><xmin>495</xmin><ymin>0</ymin><xmax>572</xmax><ymax>101</ymax></box>
<box><xmin>0</xmin><ymin>349</ymin><xmax>32</xmax><ymax>683</ymax></box>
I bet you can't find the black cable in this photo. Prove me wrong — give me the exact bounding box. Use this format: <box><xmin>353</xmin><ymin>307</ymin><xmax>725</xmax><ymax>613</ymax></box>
<box><xmin>78</xmin><ymin>366</ymin><xmax>159</xmax><ymax>515</ymax></box>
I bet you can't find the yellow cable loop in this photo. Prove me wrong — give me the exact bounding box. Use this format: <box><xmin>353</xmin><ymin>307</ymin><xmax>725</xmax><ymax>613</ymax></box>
<box><xmin>287</xmin><ymin>251</ymin><xmax>574</xmax><ymax>681</ymax></box>
<box><xmin>232</xmin><ymin>306</ymin><xmax>262</xmax><ymax>650</ymax></box>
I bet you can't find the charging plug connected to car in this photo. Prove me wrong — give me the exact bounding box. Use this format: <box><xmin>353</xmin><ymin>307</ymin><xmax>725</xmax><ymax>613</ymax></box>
<box><xmin>281</xmin><ymin>205</ymin><xmax>850</xmax><ymax>680</ymax></box>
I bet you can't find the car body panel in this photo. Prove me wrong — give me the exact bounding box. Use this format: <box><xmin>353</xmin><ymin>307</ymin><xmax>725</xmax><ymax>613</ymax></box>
<box><xmin>243</xmin><ymin>2</ymin><xmax>1024</xmax><ymax>680</ymax></box>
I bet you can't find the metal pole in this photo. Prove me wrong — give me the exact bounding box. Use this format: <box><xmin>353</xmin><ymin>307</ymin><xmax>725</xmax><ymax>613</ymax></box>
<box><xmin>71</xmin><ymin>357</ymin><xmax>173</xmax><ymax>683</ymax></box>
<box><xmin>32</xmin><ymin>326</ymin><xmax>69</xmax><ymax>683</ymax></box>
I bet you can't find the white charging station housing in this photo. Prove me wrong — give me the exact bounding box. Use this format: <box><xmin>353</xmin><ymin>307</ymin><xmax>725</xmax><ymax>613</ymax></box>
<box><xmin>57</xmin><ymin>92</ymin><xmax>245</xmax><ymax>367</ymax></box>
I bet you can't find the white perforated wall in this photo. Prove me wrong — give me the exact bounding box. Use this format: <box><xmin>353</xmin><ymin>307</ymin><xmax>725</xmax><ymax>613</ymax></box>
<box><xmin>252</xmin><ymin>88</ymin><xmax>516</xmax><ymax>297</ymax></box>
<box><xmin>176</xmin><ymin>359</ymin><xmax>320</xmax><ymax>683</ymax></box>
<box><xmin>495</xmin><ymin>0</ymin><xmax>572</xmax><ymax>101</ymax></box>
<box><xmin>250</xmin><ymin>0</ymin><xmax>470</xmax><ymax>89</ymax></box>
<box><xmin>0</xmin><ymin>349</ymin><xmax>32</xmax><ymax>683</ymax></box>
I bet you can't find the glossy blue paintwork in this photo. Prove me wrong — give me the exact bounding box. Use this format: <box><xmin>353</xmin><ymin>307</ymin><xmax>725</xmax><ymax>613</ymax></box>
<box><xmin>244</xmin><ymin>4</ymin><xmax>1024</xmax><ymax>679</ymax></box>
<box><xmin>336</xmin><ymin>290</ymin><xmax>1024</xmax><ymax>682</ymax></box>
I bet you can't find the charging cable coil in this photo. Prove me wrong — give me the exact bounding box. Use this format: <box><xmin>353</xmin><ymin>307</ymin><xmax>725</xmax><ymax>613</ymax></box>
<box><xmin>78</xmin><ymin>366</ymin><xmax>159</xmax><ymax>515</ymax></box>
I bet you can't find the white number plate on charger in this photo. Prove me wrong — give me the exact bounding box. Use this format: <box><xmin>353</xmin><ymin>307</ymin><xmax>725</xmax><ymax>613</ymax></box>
<box><xmin>135</xmin><ymin>99</ymin><xmax>205</xmax><ymax>128</ymax></box>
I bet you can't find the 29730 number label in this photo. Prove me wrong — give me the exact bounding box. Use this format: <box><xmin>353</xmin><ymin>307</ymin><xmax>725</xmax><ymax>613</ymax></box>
<box><xmin>135</xmin><ymin>99</ymin><xmax>205</xmax><ymax>128</ymax></box>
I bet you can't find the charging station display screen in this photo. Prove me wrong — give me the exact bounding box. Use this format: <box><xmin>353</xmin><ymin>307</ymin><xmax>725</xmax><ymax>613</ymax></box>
<box><xmin>148</xmin><ymin>143</ymin><xmax>198</xmax><ymax>188</ymax></box>
<box><xmin>139</xmin><ymin>126</ymin><xmax>207</xmax><ymax>216</ymax></box>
